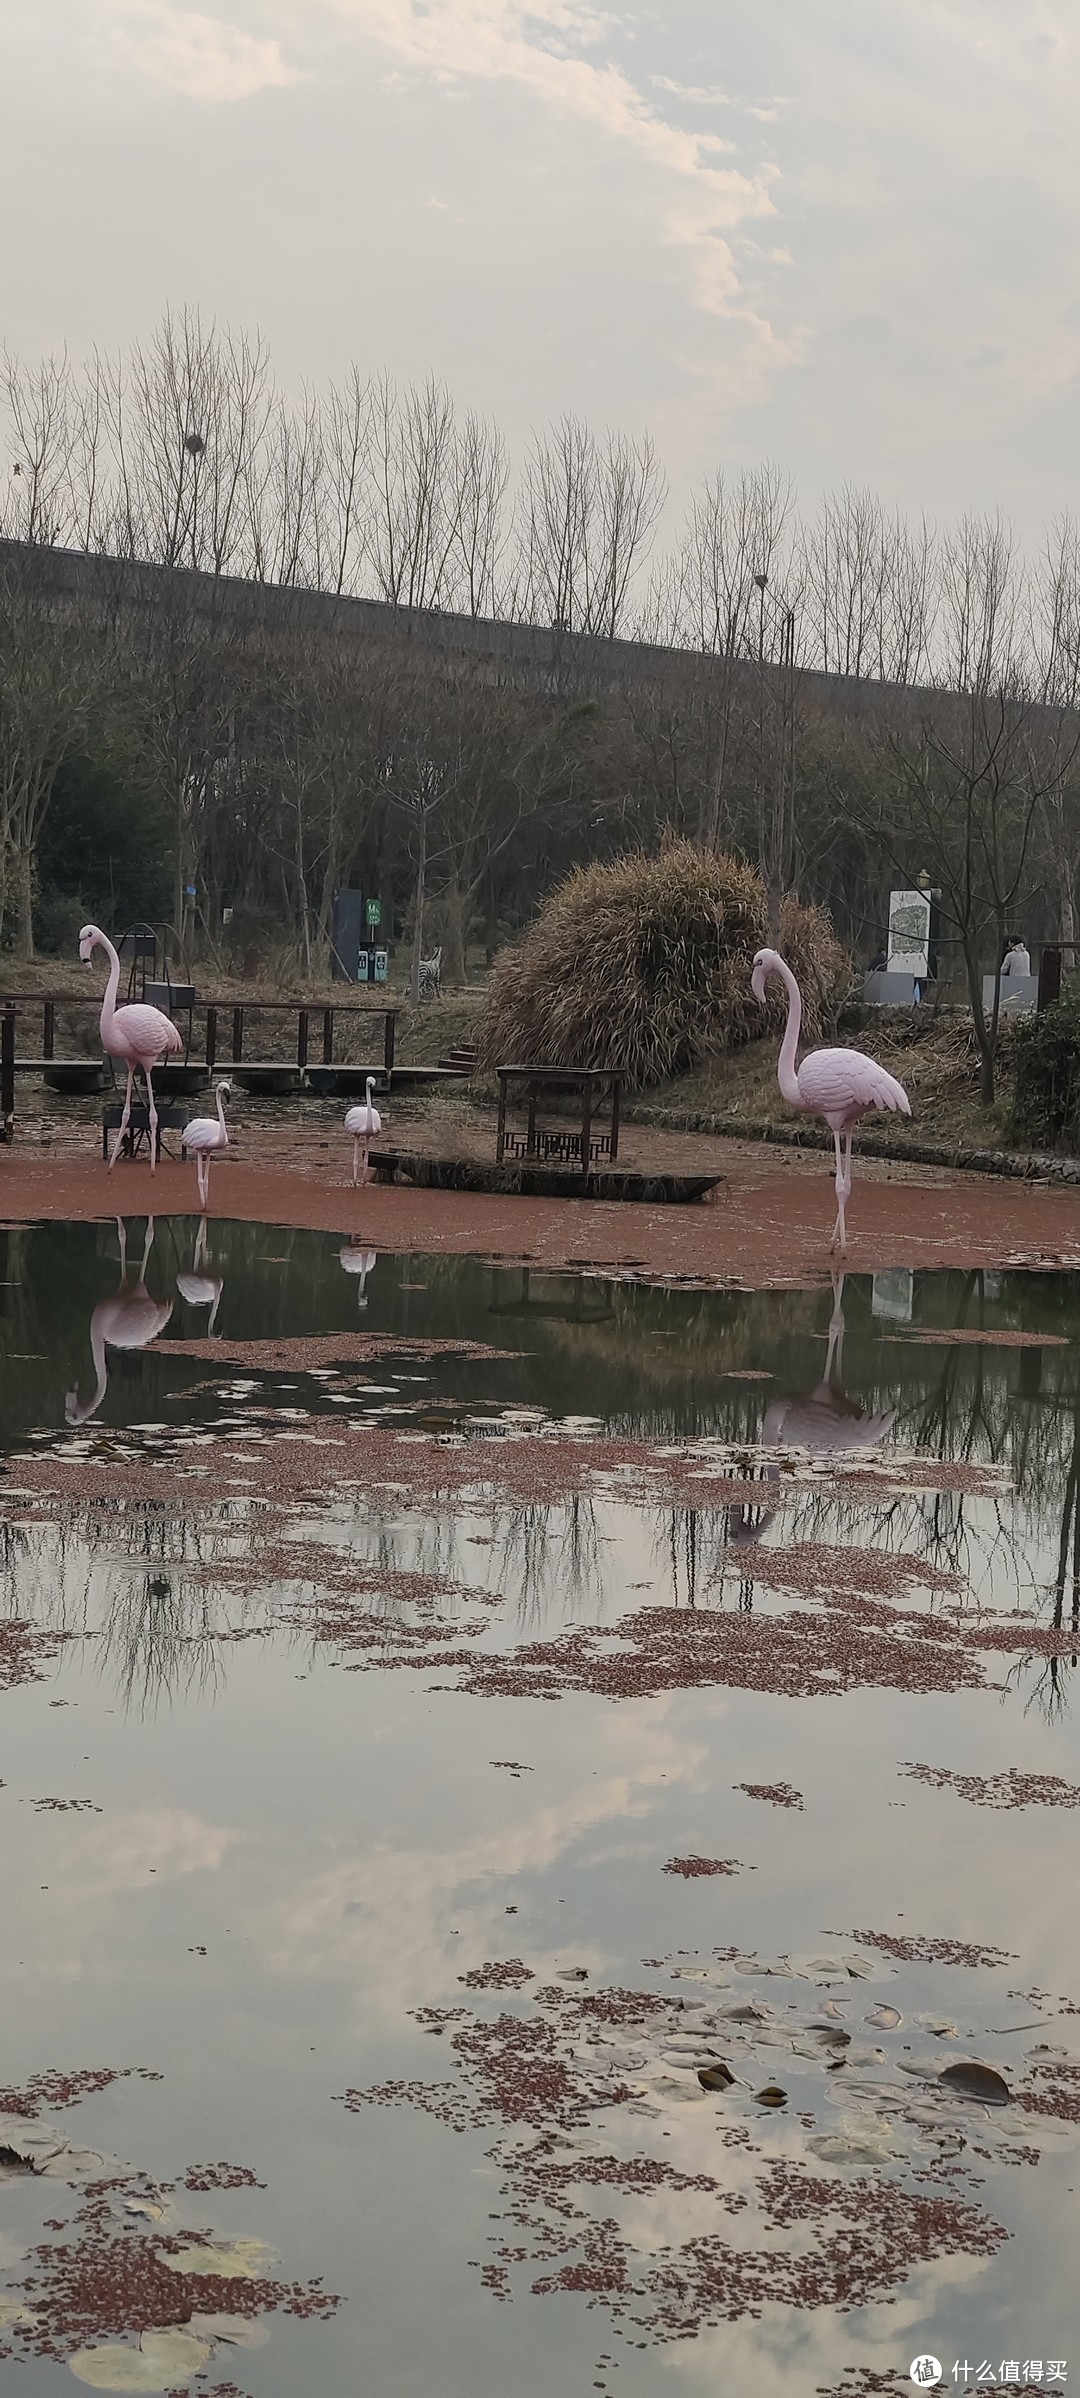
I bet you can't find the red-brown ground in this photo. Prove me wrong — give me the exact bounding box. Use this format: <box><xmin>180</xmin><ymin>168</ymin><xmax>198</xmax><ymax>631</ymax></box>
<box><xmin>5</xmin><ymin>1119</ymin><xmax>1080</xmax><ymax>1285</ymax></box>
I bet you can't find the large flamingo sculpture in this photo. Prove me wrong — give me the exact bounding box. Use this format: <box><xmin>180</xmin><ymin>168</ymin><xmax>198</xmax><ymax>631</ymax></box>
<box><xmin>79</xmin><ymin>927</ymin><xmax>183</xmax><ymax>1172</ymax></box>
<box><xmin>65</xmin><ymin>1218</ymin><xmax>173</xmax><ymax>1424</ymax></box>
<box><xmin>729</xmin><ymin>1274</ymin><xmax>896</xmax><ymax>1546</ymax></box>
<box><xmin>752</xmin><ymin>948</ymin><xmax>911</xmax><ymax>1250</ymax></box>
<box><xmin>344</xmin><ymin>1078</ymin><xmax>382</xmax><ymax>1185</ymax></box>
<box><xmin>181</xmin><ymin>1080</ymin><xmax>231</xmax><ymax>1208</ymax></box>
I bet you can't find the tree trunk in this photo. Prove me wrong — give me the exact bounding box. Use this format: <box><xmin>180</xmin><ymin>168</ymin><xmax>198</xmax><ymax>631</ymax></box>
<box><xmin>441</xmin><ymin>880</ymin><xmax>467</xmax><ymax>986</ymax></box>
<box><xmin>13</xmin><ymin>842</ymin><xmax>34</xmax><ymax>961</ymax></box>
<box><xmin>409</xmin><ymin>806</ymin><xmax>427</xmax><ymax>1005</ymax></box>
<box><xmin>963</xmin><ymin>931</ymin><xmax>997</xmax><ymax>1107</ymax></box>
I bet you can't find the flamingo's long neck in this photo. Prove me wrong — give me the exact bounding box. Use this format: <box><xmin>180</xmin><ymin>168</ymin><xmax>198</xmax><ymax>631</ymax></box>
<box><xmin>79</xmin><ymin>1310</ymin><xmax>110</xmax><ymax>1423</ymax></box>
<box><xmin>97</xmin><ymin>935</ymin><xmax>122</xmax><ymax>1047</ymax></box>
<box><xmin>216</xmin><ymin>1088</ymin><xmax>228</xmax><ymax>1139</ymax></box>
<box><xmin>774</xmin><ymin>959</ymin><xmax>803</xmax><ymax>1107</ymax></box>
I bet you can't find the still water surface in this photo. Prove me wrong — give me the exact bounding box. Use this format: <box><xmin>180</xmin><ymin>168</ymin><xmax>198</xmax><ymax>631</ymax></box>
<box><xmin>0</xmin><ymin>1219</ymin><xmax>1078</xmax><ymax>2394</ymax></box>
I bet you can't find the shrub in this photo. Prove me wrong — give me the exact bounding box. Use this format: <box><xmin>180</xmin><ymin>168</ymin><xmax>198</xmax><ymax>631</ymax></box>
<box><xmin>1012</xmin><ymin>983</ymin><xmax>1080</xmax><ymax>1150</ymax></box>
<box><xmin>476</xmin><ymin>842</ymin><xmax>849</xmax><ymax>1087</ymax></box>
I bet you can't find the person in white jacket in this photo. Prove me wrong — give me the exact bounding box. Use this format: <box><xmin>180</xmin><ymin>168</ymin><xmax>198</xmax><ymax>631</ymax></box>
<box><xmin>1000</xmin><ymin>934</ymin><xmax>1031</xmax><ymax>978</ymax></box>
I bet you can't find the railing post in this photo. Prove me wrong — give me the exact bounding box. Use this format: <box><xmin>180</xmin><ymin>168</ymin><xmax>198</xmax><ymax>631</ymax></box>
<box><xmin>232</xmin><ymin>1006</ymin><xmax>244</xmax><ymax>1062</ymax></box>
<box><xmin>43</xmin><ymin>1000</ymin><xmax>55</xmax><ymax>1061</ymax></box>
<box><xmin>205</xmin><ymin>1005</ymin><xmax>217</xmax><ymax>1076</ymax></box>
<box><xmin>1</xmin><ymin>1006</ymin><xmax>15</xmax><ymax>1142</ymax></box>
<box><xmin>322</xmin><ymin>1007</ymin><xmax>334</xmax><ymax>1065</ymax></box>
<box><xmin>1037</xmin><ymin>944</ymin><xmax>1063</xmax><ymax>1013</ymax></box>
<box><xmin>297</xmin><ymin>1009</ymin><xmax>309</xmax><ymax>1070</ymax></box>
<box><xmin>383</xmin><ymin>1010</ymin><xmax>396</xmax><ymax>1082</ymax></box>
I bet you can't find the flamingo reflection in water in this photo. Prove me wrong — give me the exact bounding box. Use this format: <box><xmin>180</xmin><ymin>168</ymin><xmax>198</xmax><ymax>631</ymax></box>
<box><xmin>175</xmin><ymin>1216</ymin><xmax>224</xmax><ymax>1336</ymax></box>
<box><xmin>339</xmin><ymin>1246</ymin><xmax>377</xmax><ymax>1308</ymax></box>
<box><xmin>729</xmin><ymin>1274</ymin><xmax>896</xmax><ymax>1547</ymax></box>
<box><xmin>65</xmin><ymin>1219</ymin><xmax>173</xmax><ymax>1425</ymax></box>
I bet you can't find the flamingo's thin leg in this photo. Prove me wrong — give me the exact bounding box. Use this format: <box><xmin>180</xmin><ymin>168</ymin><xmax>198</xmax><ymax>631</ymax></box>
<box><xmin>145</xmin><ymin>1065</ymin><xmax>159</xmax><ymax>1173</ymax></box>
<box><xmin>116</xmin><ymin>1217</ymin><xmax>128</xmax><ymax>1278</ymax></box>
<box><xmin>139</xmin><ymin>1217</ymin><xmax>154</xmax><ymax>1282</ymax></box>
<box><xmin>829</xmin><ymin>1128</ymin><xmax>846</xmax><ymax>1251</ymax></box>
<box><xmin>110</xmin><ymin>1066</ymin><xmax>135</xmax><ymax>1170</ymax></box>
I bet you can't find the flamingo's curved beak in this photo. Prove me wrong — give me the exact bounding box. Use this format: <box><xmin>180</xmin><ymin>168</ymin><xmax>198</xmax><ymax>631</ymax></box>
<box><xmin>78</xmin><ymin>934</ymin><xmax>93</xmax><ymax>964</ymax></box>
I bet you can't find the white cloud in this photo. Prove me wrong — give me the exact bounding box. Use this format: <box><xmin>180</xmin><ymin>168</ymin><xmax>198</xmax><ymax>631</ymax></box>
<box><xmin>312</xmin><ymin>0</ymin><xmax>783</xmax><ymax>336</ymax></box>
<box><xmin>110</xmin><ymin>2</ymin><xmax>302</xmax><ymax>101</ymax></box>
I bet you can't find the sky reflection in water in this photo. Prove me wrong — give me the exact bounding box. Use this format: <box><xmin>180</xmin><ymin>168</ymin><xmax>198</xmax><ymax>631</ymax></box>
<box><xmin>0</xmin><ymin>1219</ymin><xmax>1078</xmax><ymax>2394</ymax></box>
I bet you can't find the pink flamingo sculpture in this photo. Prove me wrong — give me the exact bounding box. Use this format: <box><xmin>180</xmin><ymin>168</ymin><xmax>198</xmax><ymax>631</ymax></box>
<box><xmin>65</xmin><ymin>1218</ymin><xmax>173</xmax><ymax>1424</ymax></box>
<box><xmin>344</xmin><ymin>1078</ymin><xmax>382</xmax><ymax>1185</ymax></box>
<box><xmin>79</xmin><ymin>926</ymin><xmax>183</xmax><ymax>1172</ymax></box>
<box><xmin>181</xmin><ymin>1080</ymin><xmax>231</xmax><ymax>1209</ymax></box>
<box><xmin>752</xmin><ymin>948</ymin><xmax>911</xmax><ymax>1250</ymax></box>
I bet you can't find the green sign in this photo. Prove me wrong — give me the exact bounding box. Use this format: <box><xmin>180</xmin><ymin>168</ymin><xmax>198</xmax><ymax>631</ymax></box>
<box><xmin>366</xmin><ymin>897</ymin><xmax>381</xmax><ymax>928</ymax></box>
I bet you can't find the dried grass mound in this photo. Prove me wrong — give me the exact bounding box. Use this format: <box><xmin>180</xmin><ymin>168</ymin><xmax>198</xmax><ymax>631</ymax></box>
<box><xmin>477</xmin><ymin>843</ymin><xmax>848</xmax><ymax>1087</ymax></box>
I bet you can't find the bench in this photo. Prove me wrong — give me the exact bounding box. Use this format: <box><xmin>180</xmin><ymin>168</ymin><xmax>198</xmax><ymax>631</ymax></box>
<box><xmin>101</xmin><ymin>1103</ymin><xmax>190</xmax><ymax>1165</ymax></box>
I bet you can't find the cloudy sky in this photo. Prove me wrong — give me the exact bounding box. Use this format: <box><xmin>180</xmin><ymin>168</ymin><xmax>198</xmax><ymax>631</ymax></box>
<box><xmin>2</xmin><ymin>0</ymin><xmax>1078</xmax><ymax>546</ymax></box>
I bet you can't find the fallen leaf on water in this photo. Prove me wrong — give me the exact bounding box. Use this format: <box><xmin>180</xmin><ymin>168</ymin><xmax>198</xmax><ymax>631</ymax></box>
<box><xmin>557</xmin><ymin>1968</ymin><xmax>589</xmax><ymax>1983</ymax></box>
<box><xmin>697</xmin><ymin>2063</ymin><xmax>736</xmax><ymax>2091</ymax></box>
<box><xmin>940</xmin><ymin>2060</ymin><xmax>1011</xmax><ymax>2107</ymax></box>
<box><xmin>865</xmin><ymin>2005</ymin><xmax>902</xmax><ymax>2030</ymax></box>
<box><xmin>754</xmin><ymin>2084</ymin><xmax>787</xmax><ymax>2108</ymax></box>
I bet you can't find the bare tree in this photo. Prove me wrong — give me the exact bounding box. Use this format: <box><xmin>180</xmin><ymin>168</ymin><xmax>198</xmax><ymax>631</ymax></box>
<box><xmin>1</xmin><ymin>350</ymin><xmax>76</xmax><ymax>546</ymax></box>
<box><xmin>519</xmin><ymin>415</ymin><xmax>665</xmax><ymax>640</ymax></box>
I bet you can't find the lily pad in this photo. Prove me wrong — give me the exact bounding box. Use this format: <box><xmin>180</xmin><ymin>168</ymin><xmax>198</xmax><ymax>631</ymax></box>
<box><xmin>188</xmin><ymin>2312</ymin><xmax>269</xmax><ymax>2349</ymax></box>
<box><xmin>139</xmin><ymin>2330</ymin><xmax>212</xmax><ymax>2375</ymax></box>
<box><xmin>754</xmin><ymin>2084</ymin><xmax>788</xmax><ymax>2108</ymax></box>
<box><xmin>69</xmin><ymin>2348</ymin><xmax>171</xmax><ymax>2392</ymax></box>
<box><xmin>865</xmin><ymin>2005</ymin><xmax>902</xmax><ymax>2030</ymax></box>
<box><xmin>940</xmin><ymin>2060</ymin><xmax>1011</xmax><ymax>2107</ymax></box>
<box><xmin>0</xmin><ymin>2300</ymin><xmax>36</xmax><ymax>2327</ymax></box>
<box><xmin>160</xmin><ymin>2236</ymin><xmax>275</xmax><ymax>2278</ymax></box>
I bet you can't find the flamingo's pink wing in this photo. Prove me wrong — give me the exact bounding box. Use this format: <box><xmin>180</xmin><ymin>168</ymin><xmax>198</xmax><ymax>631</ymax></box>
<box><xmin>796</xmin><ymin>1046</ymin><xmax>911</xmax><ymax>1117</ymax></box>
<box><xmin>107</xmin><ymin>1004</ymin><xmax>183</xmax><ymax>1061</ymax></box>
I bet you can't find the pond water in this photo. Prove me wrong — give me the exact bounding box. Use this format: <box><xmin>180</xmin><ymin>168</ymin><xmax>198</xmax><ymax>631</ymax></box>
<box><xmin>0</xmin><ymin>1217</ymin><xmax>1078</xmax><ymax>2396</ymax></box>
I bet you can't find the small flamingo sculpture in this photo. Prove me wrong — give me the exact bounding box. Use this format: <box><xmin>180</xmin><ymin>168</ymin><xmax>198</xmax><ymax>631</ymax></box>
<box><xmin>80</xmin><ymin>926</ymin><xmax>183</xmax><ymax>1172</ymax></box>
<box><xmin>344</xmin><ymin>1078</ymin><xmax>382</xmax><ymax>1185</ymax></box>
<box><xmin>65</xmin><ymin>1218</ymin><xmax>173</xmax><ymax>1424</ymax></box>
<box><xmin>339</xmin><ymin>1245</ymin><xmax>377</xmax><ymax>1308</ymax></box>
<box><xmin>181</xmin><ymin>1079</ymin><xmax>231</xmax><ymax>1208</ymax></box>
<box><xmin>176</xmin><ymin>1217</ymin><xmax>224</xmax><ymax>1334</ymax></box>
<box><xmin>752</xmin><ymin>947</ymin><xmax>911</xmax><ymax>1250</ymax></box>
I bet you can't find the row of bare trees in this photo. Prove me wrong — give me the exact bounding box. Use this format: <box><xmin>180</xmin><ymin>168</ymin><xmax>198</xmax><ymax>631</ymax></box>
<box><xmin>7</xmin><ymin>312</ymin><xmax>1080</xmax><ymax>702</ymax></box>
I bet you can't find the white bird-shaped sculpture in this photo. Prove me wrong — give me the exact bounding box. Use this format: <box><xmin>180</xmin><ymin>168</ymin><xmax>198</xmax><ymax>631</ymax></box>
<box><xmin>752</xmin><ymin>948</ymin><xmax>911</xmax><ymax>1251</ymax></box>
<box><xmin>79</xmin><ymin>926</ymin><xmax>184</xmax><ymax>1172</ymax></box>
<box><xmin>176</xmin><ymin>1217</ymin><xmax>224</xmax><ymax>1334</ymax></box>
<box><xmin>65</xmin><ymin>1218</ymin><xmax>173</xmax><ymax>1425</ymax></box>
<box><xmin>339</xmin><ymin>1245</ymin><xmax>377</xmax><ymax>1308</ymax></box>
<box><xmin>181</xmin><ymin>1080</ymin><xmax>231</xmax><ymax>1208</ymax></box>
<box><xmin>728</xmin><ymin>1274</ymin><xmax>896</xmax><ymax>1546</ymax></box>
<box><xmin>344</xmin><ymin>1078</ymin><xmax>382</xmax><ymax>1185</ymax></box>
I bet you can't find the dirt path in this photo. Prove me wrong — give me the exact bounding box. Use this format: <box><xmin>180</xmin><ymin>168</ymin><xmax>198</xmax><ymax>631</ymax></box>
<box><xmin>5</xmin><ymin>1114</ymin><xmax>1080</xmax><ymax>1285</ymax></box>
